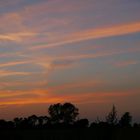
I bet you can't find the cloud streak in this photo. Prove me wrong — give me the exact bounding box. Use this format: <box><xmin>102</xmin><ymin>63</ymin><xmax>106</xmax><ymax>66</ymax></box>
<box><xmin>0</xmin><ymin>70</ymin><xmax>31</xmax><ymax>77</ymax></box>
<box><xmin>36</xmin><ymin>47</ymin><xmax>140</xmax><ymax>62</ymax></box>
<box><xmin>31</xmin><ymin>21</ymin><xmax>140</xmax><ymax>50</ymax></box>
<box><xmin>0</xmin><ymin>32</ymin><xmax>36</xmax><ymax>42</ymax></box>
<box><xmin>113</xmin><ymin>60</ymin><xmax>139</xmax><ymax>67</ymax></box>
<box><xmin>0</xmin><ymin>88</ymin><xmax>138</xmax><ymax>106</ymax></box>
<box><xmin>0</xmin><ymin>60</ymin><xmax>32</xmax><ymax>68</ymax></box>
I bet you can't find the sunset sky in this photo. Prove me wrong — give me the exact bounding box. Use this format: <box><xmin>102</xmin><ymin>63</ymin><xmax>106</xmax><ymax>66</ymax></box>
<box><xmin>0</xmin><ymin>0</ymin><xmax>140</xmax><ymax>122</ymax></box>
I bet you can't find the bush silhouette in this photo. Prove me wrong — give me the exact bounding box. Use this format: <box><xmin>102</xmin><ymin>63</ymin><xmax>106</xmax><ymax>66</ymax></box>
<box><xmin>119</xmin><ymin>112</ymin><xmax>132</xmax><ymax>127</ymax></box>
<box><xmin>75</xmin><ymin>119</ymin><xmax>89</xmax><ymax>128</ymax></box>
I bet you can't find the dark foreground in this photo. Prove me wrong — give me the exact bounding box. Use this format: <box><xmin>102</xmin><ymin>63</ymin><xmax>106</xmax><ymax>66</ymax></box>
<box><xmin>0</xmin><ymin>103</ymin><xmax>139</xmax><ymax>140</ymax></box>
<box><xmin>0</xmin><ymin>128</ymin><xmax>140</xmax><ymax>140</ymax></box>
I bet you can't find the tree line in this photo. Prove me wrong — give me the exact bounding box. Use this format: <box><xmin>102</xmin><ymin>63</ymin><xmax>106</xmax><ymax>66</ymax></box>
<box><xmin>0</xmin><ymin>102</ymin><xmax>140</xmax><ymax>129</ymax></box>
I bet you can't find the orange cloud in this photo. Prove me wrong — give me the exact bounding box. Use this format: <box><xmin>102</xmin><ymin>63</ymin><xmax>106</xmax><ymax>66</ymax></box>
<box><xmin>0</xmin><ymin>32</ymin><xmax>36</xmax><ymax>42</ymax></box>
<box><xmin>0</xmin><ymin>12</ymin><xmax>37</xmax><ymax>42</ymax></box>
<box><xmin>0</xmin><ymin>70</ymin><xmax>31</xmax><ymax>77</ymax></box>
<box><xmin>0</xmin><ymin>81</ymin><xmax>47</xmax><ymax>88</ymax></box>
<box><xmin>31</xmin><ymin>21</ymin><xmax>140</xmax><ymax>50</ymax></box>
<box><xmin>0</xmin><ymin>60</ymin><xmax>32</xmax><ymax>68</ymax></box>
<box><xmin>0</xmin><ymin>91</ymin><xmax>134</xmax><ymax>106</ymax></box>
<box><xmin>0</xmin><ymin>89</ymin><xmax>48</xmax><ymax>98</ymax></box>
<box><xmin>0</xmin><ymin>87</ymin><xmax>138</xmax><ymax>106</ymax></box>
<box><xmin>38</xmin><ymin>47</ymin><xmax>140</xmax><ymax>62</ymax></box>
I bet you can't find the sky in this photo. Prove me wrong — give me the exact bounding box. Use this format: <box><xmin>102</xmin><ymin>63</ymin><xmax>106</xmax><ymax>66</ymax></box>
<box><xmin>0</xmin><ymin>0</ymin><xmax>140</xmax><ymax>122</ymax></box>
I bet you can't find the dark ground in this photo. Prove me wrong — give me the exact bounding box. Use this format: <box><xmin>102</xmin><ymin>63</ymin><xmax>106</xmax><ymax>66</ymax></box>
<box><xmin>0</xmin><ymin>128</ymin><xmax>140</xmax><ymax>140</ymax></box>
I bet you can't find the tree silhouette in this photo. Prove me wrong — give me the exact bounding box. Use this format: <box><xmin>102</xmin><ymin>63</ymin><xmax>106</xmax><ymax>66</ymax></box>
<box><xmin>0</xmin><ymin>120</ymin><xmax>7</xmax><ymax>129</ymax></box>
<box><xmin>61</xmin><ymin>103</ymin><xmax>79</xmax><ymax>124</ymax></box>
<box><xmin>48</xmin><ymin>103</ymin><xmax>62</xmax><ymax>124</ymax></box>
<box><xmin>27</xmin><ymin>115</ymin><xmax>38</xmax><ymax>128</ymax></box>
<box><xmin>37</xmin><ymin>116</ymin><xmax>49</xmax><ymax>127</ymax></box>
<box><xmin>48</xmin><ymin>103</ymin><xmax>79</xmax><ymax>124</ymax></box>
<box><xmin>106</xmin><ymin>105</ymin><xmax>118</xmax><ymax>125</ymax></box>
<box><xmin>13</xmin><ymin>117</ymin><xmax>23</xmax><ymax>128</ymax></box>
<box><xmin>119</xmin><ymin>112</ymin><xmax>132</xmax><ymax>127</ymax></box>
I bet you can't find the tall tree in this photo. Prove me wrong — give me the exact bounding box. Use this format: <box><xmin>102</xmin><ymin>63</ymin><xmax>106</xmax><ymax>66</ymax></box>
<box><xmin>106</xmin><ymin>105</ymin><xmax>118</xmax><ymax>125</ymax></box>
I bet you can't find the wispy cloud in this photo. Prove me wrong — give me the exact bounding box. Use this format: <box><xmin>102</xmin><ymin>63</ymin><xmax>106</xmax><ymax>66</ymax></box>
<box><xmin>36</xmin><ymin>47</ymin><xmax>140</xmax><ymax>62</ymax></box>
<box><xmin>31</xmin><ymin>21</ymin><xmax>140</xmax><ymax>50</ymax></box>
<box><xmin>0</xmin><ymin>70</ymin><xmax>31</xmax><ymax>77</ymax></box>
<box><xmin>0</xmin><ymin>81</ymin><xmax>48</xmax><ymax>90</ymax></box>
<box><xmin>0</xmin><ymin>32</ymin><xmax>36</xmax><ymax>42</ymax></box>
<box><xmin>0</xmin><ymin>88</ymin><xmax>138</xmax><ymax>106</ymax></box>
<box><xmin>0</xmin><ymin>60</ymin><xmax>32</xmax><ymax>68</ymax></box>
<box><xmin>113</xmin><ymin>60</ymin><xmax>139</xmax><ymax>67</ymax></box>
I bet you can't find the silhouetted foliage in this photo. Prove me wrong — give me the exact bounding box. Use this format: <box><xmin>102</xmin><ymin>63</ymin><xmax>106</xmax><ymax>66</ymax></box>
<box><xmin>37</xmin><ymin>116</ymin><xmax>50</xmax><ymax>128</ymax></box>
<box><xmin>14</xmin><ymin>117</ymin><xmax>23</xmax><ymax>128</ymax></box>
<box><xmin>0</xmin><ymin>102</ymin><xmax>140</xmax><ymax>140</ymax></box>
<box><xmin>48</xmin><ymin>102</ymin><xmax>79</xmax><ymax>124</ymax></box>
<box><xmin>75</xmin><ymin>119</ymin><xmax>89</xmax><ymax>128</ymax></box>
<box><xmin>61</xmin><ymin>103</ymin><xmax>79</xmax><ymax>123</ymax></box>
<box><xmin>106</xmin><ymin>105</ymin><xmax>118</xmax><ymax>125</ymax></box>
<box><xmin>133</xmin><ymin>123</ymin><xmax>140</xmax><ymax>128</ymax></box>
<box><xmin>48</xmin><ymin>103</ymin><xmax>62</xmax><ymax>124</ymax></box>
<box><xmin>119</xmin><ymin>112</ymin><xmax>132</xmax><ymax>127</ymax></box>
<box><xmin>28</xmin><ymin>115</ymin><xmax>38</xmax><ymax>128</ymax></box>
